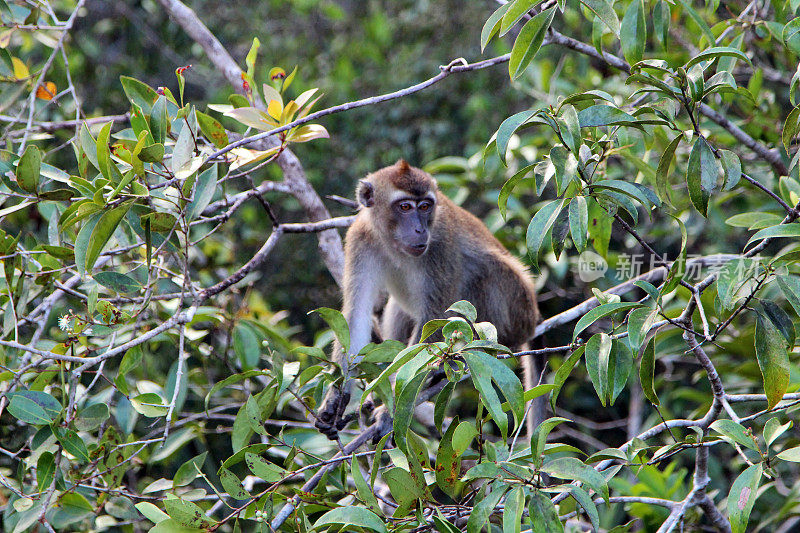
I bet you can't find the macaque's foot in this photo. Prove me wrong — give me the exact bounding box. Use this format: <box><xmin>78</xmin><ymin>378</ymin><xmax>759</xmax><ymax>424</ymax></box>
<box><xmin>315</xmin><ymin>386</ymin><xmax>354</xmax><ymax>440</ymax></box>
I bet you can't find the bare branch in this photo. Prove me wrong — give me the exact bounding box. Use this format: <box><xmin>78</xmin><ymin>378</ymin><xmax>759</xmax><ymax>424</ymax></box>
<box><xmin>157</xmin><ymin>0</ymin><xmax>346</xmax><ymax>284</ymax></box>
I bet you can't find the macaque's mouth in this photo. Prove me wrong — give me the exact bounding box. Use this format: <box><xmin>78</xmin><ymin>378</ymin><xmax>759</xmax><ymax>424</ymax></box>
<box><xmin>405</xmin><ymin>243</ymin><xmax>428</xmax><ymax>256</ymax></box>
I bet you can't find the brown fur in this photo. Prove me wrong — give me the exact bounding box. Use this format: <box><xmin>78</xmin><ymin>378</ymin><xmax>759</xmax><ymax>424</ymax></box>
<box><xmin>351</xmin><ymin>160</ymin><xmax>539</xmax><ymax>347</ymax></box>
<box><xmin>316</xmin><ymin>161</ymin><xmax>542</xmax><ymax>439</ymax></box>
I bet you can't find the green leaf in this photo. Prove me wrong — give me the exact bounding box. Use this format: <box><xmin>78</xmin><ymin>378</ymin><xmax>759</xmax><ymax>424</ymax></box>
<box><xmin>218</xmin><ymin>467</ymin><xmax>250</xmax><ymax>499</ymax></box>
<box><xmin>527</xmin><ymin>199</ymin><xmax>565</xmax><ymax>269</ymax></box>
<box><xmin>311</xmin><ymin>506</ymin><xmax>388</xmax><ymax>533</ymax></box>
<box><xmin>685</xmin><ymin>47</ymin><xmax>752</xmax><ymax>70</ymax></box>
<box><xmin>83</xmin><ymin>204</ymin><xmax>131</xmax><ymax>273</ymax></box>
<box><xmin>94</xmin><ymin>271</ymin><xmax>142</xmax><ymax>294</ymax></box>
<box><xmin>15</xmin><ymin>144</ymin><xmax>40</xmax><ymax>194</ymax></box>
<box><xmin>120</xmin><ymin>76</ymin><xmax>159</xmax><ymax>112</ymax></box>
<box><xmin>585</xmin><ymin>333</ymin><xmax>612</xmax><ymax>405</ymax></box>
<box><xmin>12</xmin><ymin>391</ymin><xmax>61</xmax><ymax>420</ymax></box>
<box><xmin>384</xmin><ymin>466</ymin><xmax>426</xmax><ymax>514</ymax></box>
<box><xmin>746</xmin><ymin>223</ymin><xmax>800</xmax><ymax>248</ymax></box>
<box><xmin>652</xmin><ymin>0</ymin><xmax>670</xmax><ymax>46</ymax></box>
<box><xmin>245</xmin><ymin>394</ymin><xmax>268</xmax><ymax>436</ymax></box>
<box><xmin>56</xmin><ymin>427</ymin><xmax>90</xmax><ymax>463</ymax></box>
<box><xmin>118</xmin><ymin>346</ymin><xmax>143</xmax><ymax>379</ymax></box>
<box><xmin>436</xmin><ymin>417</ymin><xmax>465</xmax><ymax>498</ymax></box>
<box><xmin>627</xmin><ymin>307</ymin><xmax>657</xmax><ymax>352</ymax></box>
<box><xmin>500</xmin><ymin>0</ymin><xmax>537</xmax><ymax>36</ymax></box>
<box><xmin>130</xmin><ymin>392</ymin><xmax>169</xmax><ymax>417</ymax></box>
<box><xmin>151</xmin><ymin>96</ymin><xmax>168</xmax><ymax>145</ymax></box>
<box><xmin>503</xmin><ymin>486</ymin><xmax>525</xmax><ymax>533</ymax></box>
<box><xmin>716</xmin><ymin>258</ymin><xmax>755</xmax><ymax>310</ymax></box>
<box><xmin>728</xmin><ymin>463</ymin><xmax>762</xmax><ymax>533</ymax></box>
<box><xmin>361</xmin><ymin>345</ymin><xmax>427</xmax><ymax>405</ymax></box>
<box><xmin>573</xmin><ymin>302</ymin><xmax>642</xmax><ymax>340</ymax></box>
<box><xmin>725</xmin><ymin>212</ymin><xmax>782</xmax><ymax>229</ymax></box>
<box><xmin>755</xmin><ymin>313</ymin><xmax>790</xmax><ymax>409</ymax></box>
<box><xmin>136</xmin><ymin>502</ymin><xmax>170</xmax><ymax>524</ymax></box>
<box><xmin>74</xmin><ymin>402</ymin><xmax>110</xmax><ymax>431</ymax></box>
<box><xmin>719</xmin><ymin>149</ymin><xmax>742</xmax><ymax>190</ymax></box>
<box><xmin>569</xmin><ymin>195</ymin><xmax>589</xmax><ymax>252</ymax></box>
<box><xmin>710</xmin><ymin>419</ymin><xmax>758</xmax><ymax>451</ymax></box>
<box><xmin>393</xmin><ymin>371</ymin><xmax>429</xmax><ymax>452</ymax></box>
<box><xmin>776</xmin><ymin>275</ymin><xmax>800</xmax><ymax>317</ymax></box>
<box><xmin>578</xmin><ymin>104</ymin><xmax>637</xmax><ymax>128</ymax></box>
<box><xmin>58</xmin><ymin>492</ymin><xmax>94</xmax><ymax>522</ymax></box>
<box><xmin>197</xmin><ymin>111</ymin><xmax>229</xmax><ymax>149</ymax></box>
<box><xmin>498</xmin><ymin>165</ymin><xmax>532</xmax><ymax>216</ymax></box>
<box><xmin>764</xmin><ymin>418</ymin><xmax>792</xmax><ymax>447</ymax></box>
<box><xmin>531</xmin><ymin>417</ymin><xmax>571</xmax><ymax>467</ymax></box>
<box><xmin>164</xmin><ymin>498</ymin><xmax>215</xmax><ymax>528</ymax></box>
<box><xmin>542</xmin><ymin>456</ymin><xmax>609</xmax><ymax>502</ymax></box>
<box><xmin>186</xmin><ymin>164</ymin><xmax>218</xmax><ymax>221</ymax></box>
<box><xmin>36</xmin><ymin>452</ymin><xmax>55</xmax><ymax>491</ymax></box>
<box><xmin>464</xmin><ymin>351</ymin><xmax>525</xmax><ymax>440</ymax></box>
<box><xmin>351</xmin><ymin>456</ymin><xmax>382</xmax><ymax>515</ymax></box>
<box><xmin>8</xmin><ymin>394</ymin><xmax>55</xmax><ymax>424</ymax></box>
<box><xmin>509</xmin><ymin>7</ymin><xmax>556</xmax><ymax>79</ymax></box>
<box><xmin>784</xmin><ymin>105</ymin><xmax>800</xmax><ymax>152</ymax></box>
<box><xmin>496</xmin><ymin>109</ymin><xmax>537</xmax><ymax>164</ymax></box>
<box><xmin>481</xmin><ymin>2</ymin><xmax>512</xmax><ymax>51</ymax></box>
<box><xmin>447</xmin><ymin>300</ymin><xmax>478</xmax><ymax>322</ymax></box>
<box><xmin>686</xmin><ymin>137</ymin><xmax>714</xmax><ymax>216</ymax></box>
<box><xmin>609</xmin><ymin>339</ymin><xmax>632</xmax><ymax>405</ymax></box>
<box><xmin>466</xmin><ymin>485</ymin><xmax>507</xmax><ymax>533</ymax></box>
<box><xmin>529</xmin><ymin>489</ymin><xmax>564</xmax><ymax>533</ymax></box>
<box><xmin>777</xmin><ymin>446</ymin><xmax>800</xmax><ymax>461</ymax></box>
<box><xmin>569</xmin><ymin>486</ymin><xmax>600</xmax><ymax>531</ymax></box>
<box><xmin>784</xmin><ymin>17</ymin><xmax>800</xmax><ymax>55</ymax></box>
<box><xmin>677</xmin><ymin>0</ymin><xmax>715</xmax><ymax>47</ymax></box>
<box><xmin>311</xmin><ymin>307</ymin><xmax>350</xmax><ymax>354</ymax></box>
<box><xmin>138</xmin><ymin>143</ymin><xmax>165</xmax><ymax>163</ymax></box>
<box><xmin>591</xmin><ymin>179</ymin><xmax>660</xmax><ymax>207</ymax></box>
<box><xmin>96</xmin><ymin>121</ymin><xmax>112</xmax><ymax>181</ymax></box>
<box><xmin>452</xmin><ymin>420</ymin><xmax>478</xmax><ymax>456</ymax></box>
<box><xmin>245</xmin><ymin>452</ymin><xmax>284</xmax><ymax>482</ymax></box>
<box><xmin>639</xmin><ymin>336</ymin><xmax>659</xmax><ymax>405</ymax></box>
<box><xmin>551</xmin><ymin>346</ymin><xmax>584</xmax><ymax>410</ymax></box>
<box><xmin>173</xmin><ymin>452</ymin><xmax>207</xmax><ymax>488</ymax></box>
<box><xmin>149</xmin><ymin>518</ymin><xmax>204</xmax><ymax>532</ymax></box>
<box><xmin>233</xmin><ymin>323</ymin><xmax>261</xmax><ymax>371</ymax></box>
<box><xmin>560</xmin><ymin>104</ymin><xmax>581</xmax><ymax>154</ymax></box>
<box><xmin>580</xmin><ymin>0</ymin><xmax>620</xmax><ymax>37</ymax></box>
<box><xmin>761</xmin><ymin>301</ymin><xmax>795</xmax><ymax>347</ymax></box>
<box><xmin>620</xmin><ymin>0</ymin><xmax>646</xmax><ymax>65</ymax></box>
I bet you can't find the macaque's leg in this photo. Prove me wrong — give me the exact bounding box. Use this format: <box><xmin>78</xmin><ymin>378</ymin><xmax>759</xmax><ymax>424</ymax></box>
<box><xmin>381</xmin><ymin>297</ymin><xmax>415</xmax><ymax>343</ymax></box>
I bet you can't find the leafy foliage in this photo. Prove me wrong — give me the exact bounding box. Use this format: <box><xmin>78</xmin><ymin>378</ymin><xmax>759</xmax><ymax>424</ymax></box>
<box><xmin>2</xmin><ymin>0</ymin><xmax>800</xmax><ymax>532</ymax></box>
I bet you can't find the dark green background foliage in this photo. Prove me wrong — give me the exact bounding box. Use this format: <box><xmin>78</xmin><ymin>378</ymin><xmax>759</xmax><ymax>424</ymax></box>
<box><xmin>2</xmin><ymin>0</ymin><xmax>800</xmax><ymax>532</ymax></box>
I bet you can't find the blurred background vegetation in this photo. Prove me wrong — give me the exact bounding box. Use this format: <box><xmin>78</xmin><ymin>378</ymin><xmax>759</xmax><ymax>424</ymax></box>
<box><xmin>3</xmin><ymin>0</ymin><xmax>799</xmax><ymax>529</ymax></box>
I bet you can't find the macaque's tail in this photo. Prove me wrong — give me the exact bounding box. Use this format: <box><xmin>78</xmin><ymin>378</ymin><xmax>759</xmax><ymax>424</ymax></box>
<box><xmin>521</xmin><ymin>342</ymin><xmax>548</xmax><ymax>441</ymax></box>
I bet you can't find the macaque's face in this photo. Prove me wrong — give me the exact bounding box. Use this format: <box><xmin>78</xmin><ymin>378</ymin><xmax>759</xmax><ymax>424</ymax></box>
<box><xmin>389</xmin><ymin>194</ymin><xmax>436</xmax><ymax>256</ymax></box>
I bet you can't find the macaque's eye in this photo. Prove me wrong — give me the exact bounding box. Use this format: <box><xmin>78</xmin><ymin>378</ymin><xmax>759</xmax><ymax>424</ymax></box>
<box><xmin>418</xmin><ymin>201</ymin><xmax>432</xmax><ymax>212</ymax></box>
<box><xmin>399</xmin><ymin>202</ymin><xmax>413</xmax><ymax>212</ymax></box>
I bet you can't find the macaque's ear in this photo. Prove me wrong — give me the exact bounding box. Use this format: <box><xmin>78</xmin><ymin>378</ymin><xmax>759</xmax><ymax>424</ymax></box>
<box><xmin>357</xmin><ymin>180</ymin><xmax>375</xmax><ymax>208</ymax></box>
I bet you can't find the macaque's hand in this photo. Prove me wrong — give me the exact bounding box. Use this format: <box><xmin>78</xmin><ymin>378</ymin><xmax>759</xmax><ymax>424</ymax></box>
<box><xmin>315</xmin><ymin>385</ymin><xmax>354</xmax><ymax>440</ymax></box>
<box><xmin>359</xmin><ymin>399</ymin><xmax>393</xmax><ymax>443</ymax></box>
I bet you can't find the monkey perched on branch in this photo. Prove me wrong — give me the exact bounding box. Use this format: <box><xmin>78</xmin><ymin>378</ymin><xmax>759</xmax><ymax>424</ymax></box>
<box><xmin>315</xmin><ymin>160</ymin><xmax>541</xmax><ymax>439</ymax></box>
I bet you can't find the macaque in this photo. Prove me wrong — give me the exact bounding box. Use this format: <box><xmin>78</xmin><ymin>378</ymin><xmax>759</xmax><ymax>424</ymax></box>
<box><xmin>316</xmin><ymin>160</ymin><xmax>541</xmax><ymax>439</ymax></box>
